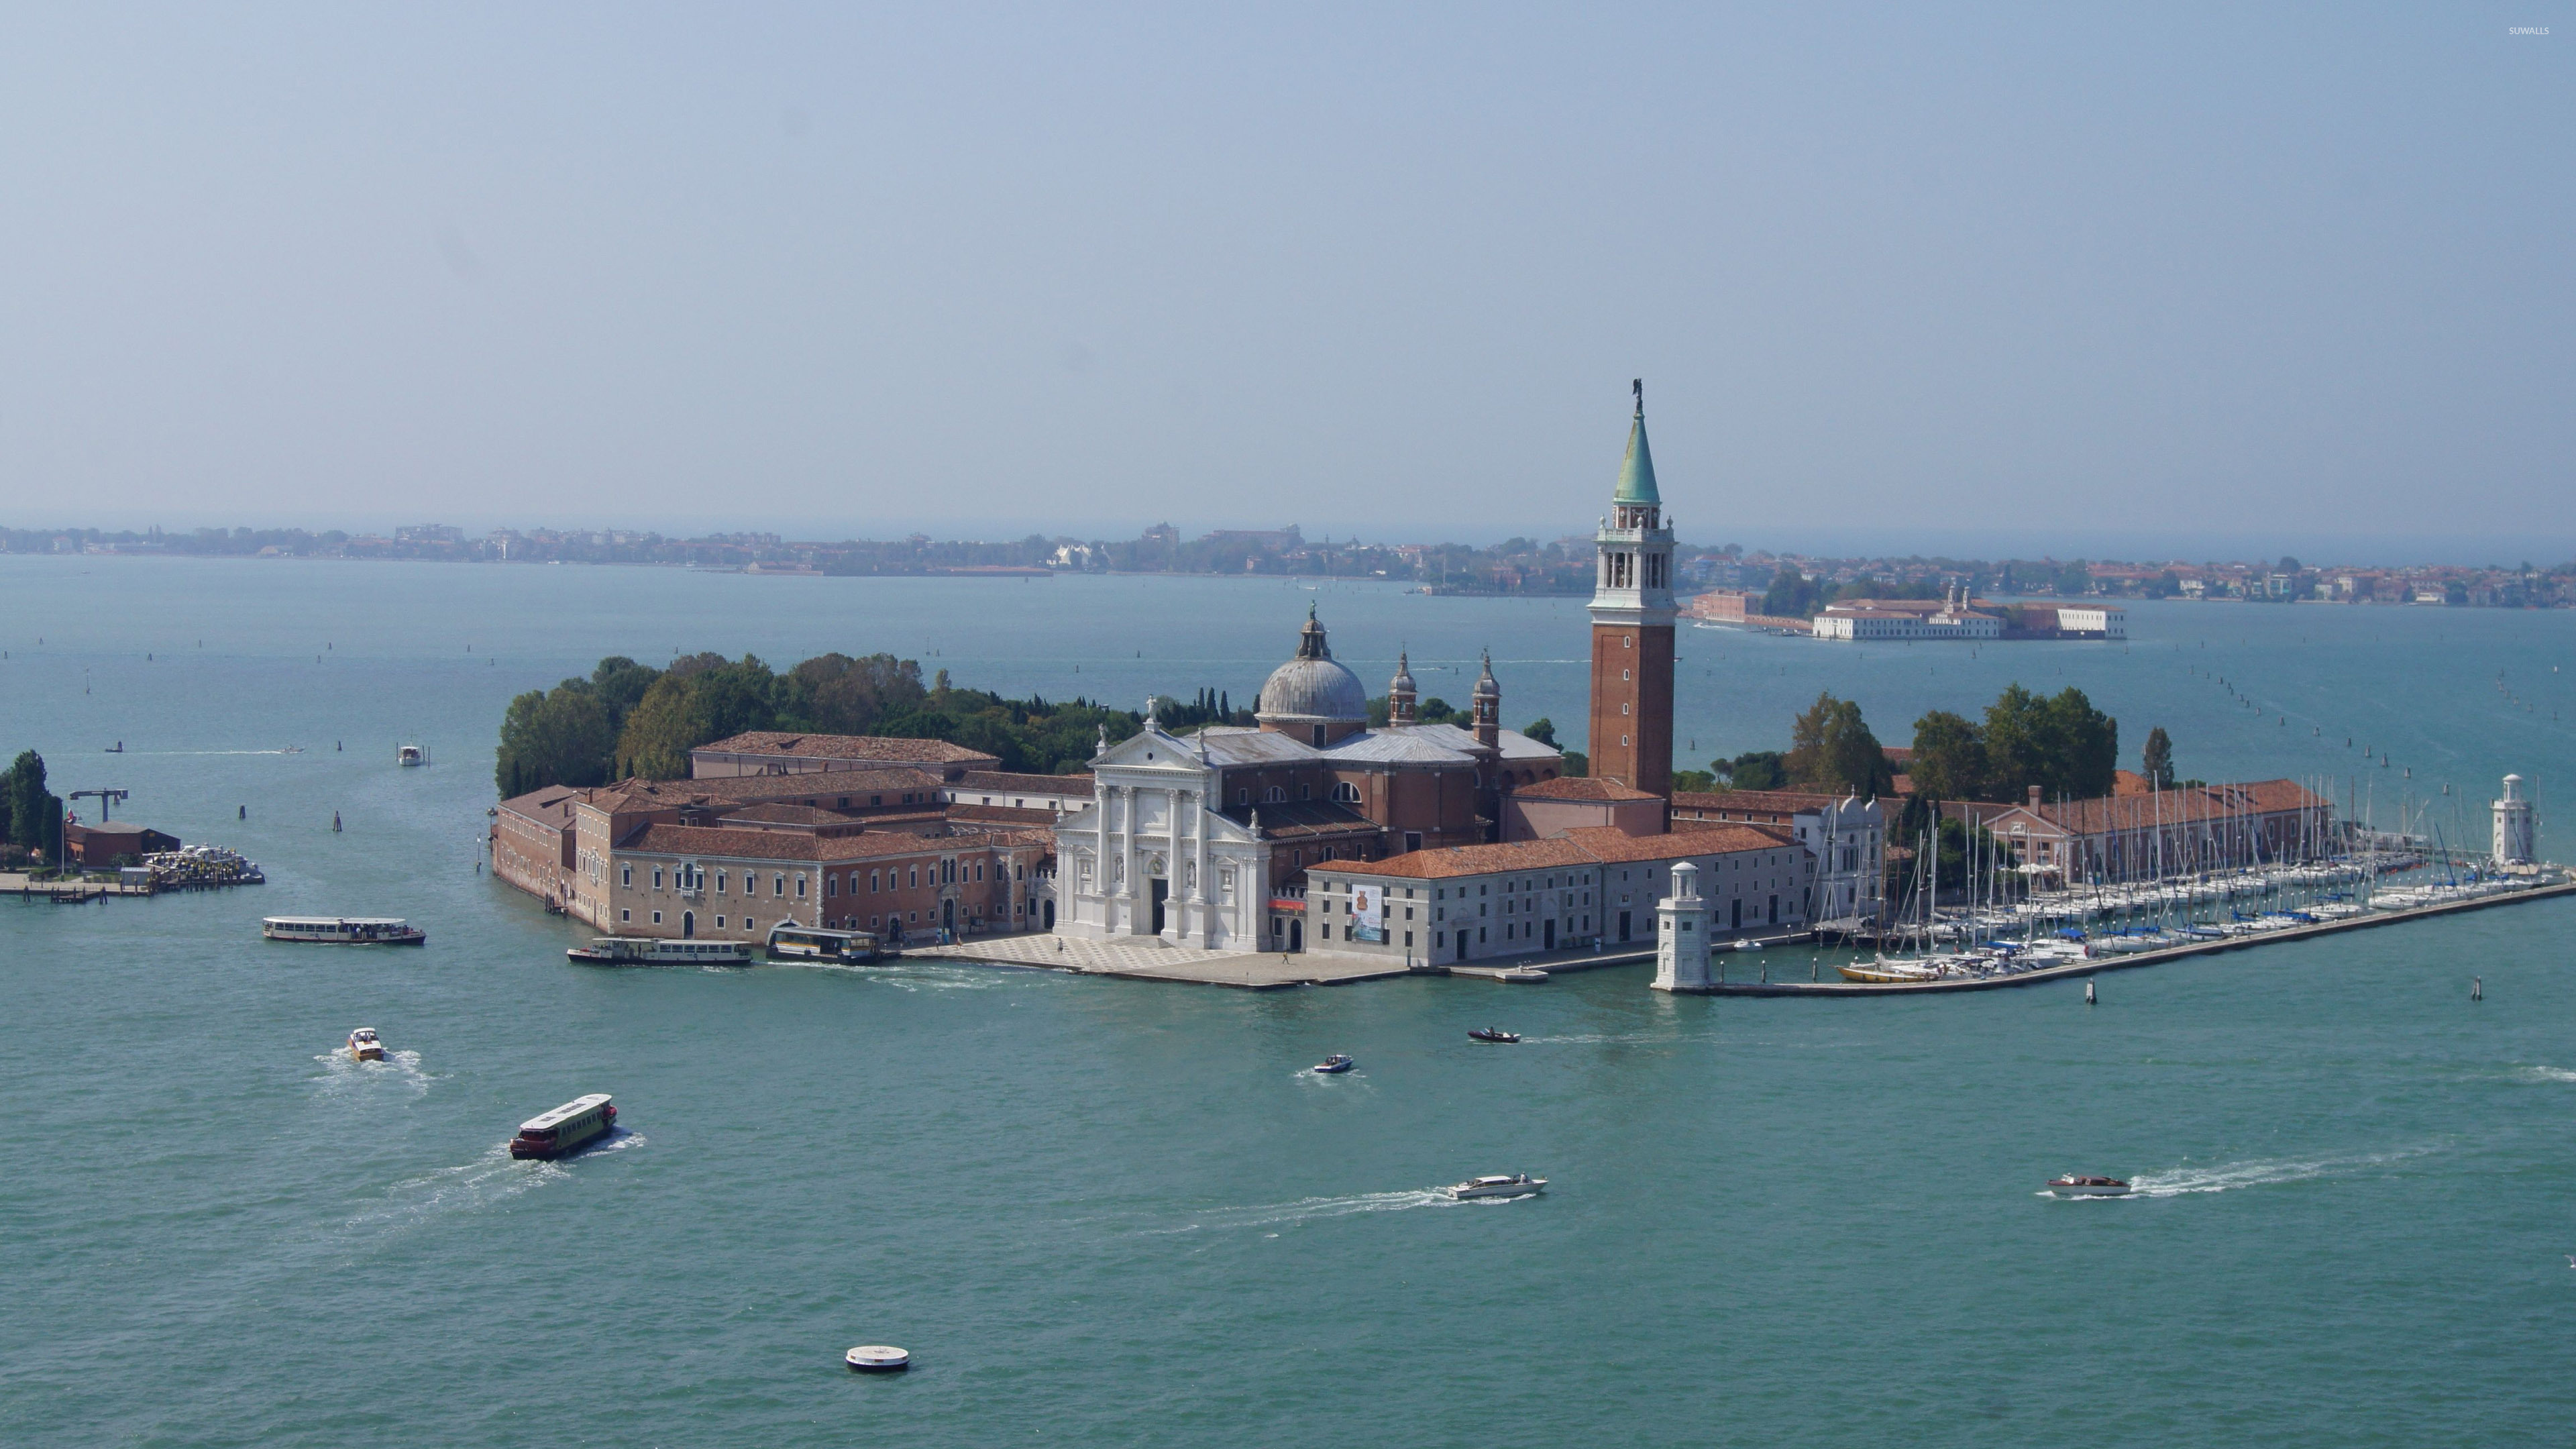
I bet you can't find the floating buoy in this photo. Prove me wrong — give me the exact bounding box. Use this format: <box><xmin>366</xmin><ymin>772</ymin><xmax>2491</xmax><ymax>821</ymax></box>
<box><xmin>2473</xmin><ymin>977</ymin><xmax>2483</xmax><ymax>1001</ymax></box>
<box><xmin>239</xmin><ymin>805</ymin><xmax>246</xmax><ymax>820</ymax></box>
<box><xmin>332</xmin><ymin>811</ymin><xmax>343</xmax><ymax>833</ymax></box>
<box><xmin>2086</xmin><ymin>980</ymin><xmax>2096</xmax><ymax>1005</ymax></box>
<box><xmin>845</xmin><ymin>1345</ymin><xmax>909</xmax><ymax>1373</ymax></box>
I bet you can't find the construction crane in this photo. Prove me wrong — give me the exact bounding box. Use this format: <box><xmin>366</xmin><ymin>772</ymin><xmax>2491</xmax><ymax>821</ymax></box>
<box><xmin>67</xmin><ymin>788</ymin><xmax>129</xmax><ymax>822</ymax></box>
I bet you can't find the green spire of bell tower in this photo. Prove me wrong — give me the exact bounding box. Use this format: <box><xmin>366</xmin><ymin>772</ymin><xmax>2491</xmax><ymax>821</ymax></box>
<box><xmin>1613</xmin><ymin>377</ymin><xmax>1659</xmax><ymax>505</ymax></box>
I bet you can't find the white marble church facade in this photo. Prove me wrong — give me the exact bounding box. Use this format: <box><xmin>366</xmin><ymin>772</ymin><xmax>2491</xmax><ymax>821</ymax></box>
<box><xmin>1050</xmin><ymin>708</ymin><xmax>1274</xmax><ymax>951</ymax></box>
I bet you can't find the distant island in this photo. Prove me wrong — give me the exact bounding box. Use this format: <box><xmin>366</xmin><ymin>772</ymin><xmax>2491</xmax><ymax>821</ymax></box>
<box><xmin>5</xmin><ymin>521</ymin><xmax>2568</xmax><ymax>607</ymax></box>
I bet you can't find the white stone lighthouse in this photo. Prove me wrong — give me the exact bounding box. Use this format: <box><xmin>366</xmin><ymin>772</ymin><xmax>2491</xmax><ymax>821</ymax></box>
<box><xmin>2493</xmin><ymin>773</ymin><xmax>2536</xmax><ymax>865</ymax></box>
<box><xmin>1652</xmin><ymin>859</ymin><xmax>1712</xmax><ymax>992</ymax></box>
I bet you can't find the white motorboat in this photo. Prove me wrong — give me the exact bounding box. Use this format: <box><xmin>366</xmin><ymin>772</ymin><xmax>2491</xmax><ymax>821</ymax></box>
<box><xmin>347</xmin><ymin>1027</ymin><xmax>385</xmax><ymax>1062</ymax></box>
<box><xmin>1447</xmin><ymin>1173</ymin><xmax>1546</xmax><ymax>1201</ymax></box>
<box><xmin>2045</xmin><ymin>1175</ymin><xmax>2133</xmax><ymax>1197</ymax></box>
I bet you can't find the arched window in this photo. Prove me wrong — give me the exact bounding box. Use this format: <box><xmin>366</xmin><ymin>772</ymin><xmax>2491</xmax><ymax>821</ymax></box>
<box><xmin>1264</xmin><ymin>786</ymin><xmax>1286</xmax><ymax>804</ymax></box>
<box><xmin>1331</xmin><ymin>782</ymin><xmax>1360</xmax><ymax>804</ymax></box>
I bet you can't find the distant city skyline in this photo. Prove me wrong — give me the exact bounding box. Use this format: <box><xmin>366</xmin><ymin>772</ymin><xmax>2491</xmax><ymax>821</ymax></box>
<box><xmin>3</xmin><ymin>8</ymin><xmax>2569</xmax><ymax>555</ymax></box>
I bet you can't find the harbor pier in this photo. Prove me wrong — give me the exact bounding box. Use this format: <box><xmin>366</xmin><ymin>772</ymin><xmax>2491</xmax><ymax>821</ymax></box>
<box><xmin>1683</xmin><ymin>873</ymin><xmax>2576</xmax><ymax>996</ymax></box>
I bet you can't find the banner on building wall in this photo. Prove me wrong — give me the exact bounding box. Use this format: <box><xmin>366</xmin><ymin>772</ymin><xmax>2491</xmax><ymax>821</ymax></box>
<box><xmin>1349</xmin><ymin>882</ymin><xmax>1386</xmax><ymax>943</ymax></box>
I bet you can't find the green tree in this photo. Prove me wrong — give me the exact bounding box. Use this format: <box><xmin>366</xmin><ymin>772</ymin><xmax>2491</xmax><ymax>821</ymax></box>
<box><xmin>2141</xmin><ymin>726</ymin><xmax>2174</xmax><ymax>788</ymax></box>
<box><xmin>1723</xmin><ymin>751</ymin><xmax>1790</xmax><ymax>790</ymax></box>
<box><xmin>1560</xmin><ymin>750</ymin><xmax>1589</xmax><ymax>778</ymax></box>
<box><xmin>4</xmin><ymin>750</ymin><xmax>62</xmax><ymax>859</ymax></box>
<box><xmin>494</xmin><ymin>682</ymin><xmax>620</xmax><ymax>795</ymax></box>
<box><xmin>1521</xmin><ymin>718</ymin><xmax>1558</xmax><ymax>748</ymax></box>
<box><xmin>1760</xmin><ymin>566</ymin><xmax>1824</xmax><ymax>619</ymax></box>
<box><xmin>1785</xmin><ymin>692</ymin><xmax>1894</xmax><ymax>796</ymax></box>
<box><xmin>1908</xmin><ymin>709</ymin><xmax>1986</xmax><ymax>802</ymax></box>
<box><xmin>1670</xmin><ymin>768</ymin><xmax>1718</xmax><ymax>793</ymax></box>
<box><xmin>614</xmin><ymin>655</ymin><xmax>784</xmax><ymax>780</ymax></box>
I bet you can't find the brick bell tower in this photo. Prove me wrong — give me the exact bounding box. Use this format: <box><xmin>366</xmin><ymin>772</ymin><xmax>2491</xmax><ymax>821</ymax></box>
<box><xmin>1586</xmin><ymin>378</ymin><xmax>1676</xmax><ymax>796</ymax></box>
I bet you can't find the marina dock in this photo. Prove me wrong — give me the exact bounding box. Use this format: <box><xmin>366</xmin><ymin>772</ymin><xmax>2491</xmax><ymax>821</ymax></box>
<box><xmin>1685</xmin><ymin>874</ymin><xmax>2576</xmax><ymax>996</ymax></box>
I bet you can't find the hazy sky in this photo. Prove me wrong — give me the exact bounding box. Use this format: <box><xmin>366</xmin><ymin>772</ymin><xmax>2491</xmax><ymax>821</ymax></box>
<box><xmin>3</xmin><ymin>5</ymin><xmax>2569</xmax><ymax>559</ymax></box>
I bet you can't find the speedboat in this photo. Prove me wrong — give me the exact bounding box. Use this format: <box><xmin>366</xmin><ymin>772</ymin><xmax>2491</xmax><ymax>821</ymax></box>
<box><xmin>1448</xmin><ymin>1173</ymin><xmax>1546</xmax><ymax>1200</ymax></box>
<box><xmin>347</xmin><ymin>1027</ymin><xmax>385</xmax><ymax>1062</ymax></box>
<box><xmin>2045</xmin><ymin>1175</ymin><xmax>2133</xmax><ymax>1197</ymax></box>
<box><xmin>1466</xmin><ymin>1028</ymin><xmax>1520</xmax><ymax>1043</ymax></box>
<box><xmin>1312</xmin><ymin>1054</ymin><xmax>1354</xmax><ymax>1074</ymax></box>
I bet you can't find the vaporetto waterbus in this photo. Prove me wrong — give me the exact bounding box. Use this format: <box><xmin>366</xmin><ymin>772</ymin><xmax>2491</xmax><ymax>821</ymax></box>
<box><xmin>765</xmin><ymin>924</ymin><xmax>885</xmax><ymax>963</ymax></box>
<box><xmin>566</xmin><ymin>937</ymin><xmax>752</xmax><ymax>965</ymax></box>
<box><xmin>262</xmin><ymin>916</ymin><xmax>427</xmax><ymax>945</ymax></box>
<box><xmin>508</xmin><ymin>1093</ymin><xmax>615</xmax><ymax>1160</ymax></box>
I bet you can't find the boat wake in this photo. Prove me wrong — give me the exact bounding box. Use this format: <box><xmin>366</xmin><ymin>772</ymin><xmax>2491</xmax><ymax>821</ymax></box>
<box><xmin>342</xmin><ymin>1144</ymin><xmax>570</xmax><ymax>1238</ymax></box>
<box><xmin>2095</xmin><ymin>1146</ymin><xmax>2437</xmax><ymax>1200</ymax></box>
<box><xmin>309</xmin><ymin>1049</ymin><xmax>432</xmax><ymax>1097</ymax></box>
<box><xmin>2513</xmin><ymin>1065</ymin><xmax>2576</xmax><ymax>1084</ymax></box>
<box><xmin>1149</xmin><ymin>1187</ymin><xmax>1514</xmax><ymax>1234</ymax></box>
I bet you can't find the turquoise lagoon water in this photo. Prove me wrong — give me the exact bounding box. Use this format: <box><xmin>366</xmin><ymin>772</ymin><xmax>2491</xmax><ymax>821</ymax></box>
<box><xmin>3</xmin><ymin>555</ymin><xmax>2575</xmax><ymax>1447</ymax></box>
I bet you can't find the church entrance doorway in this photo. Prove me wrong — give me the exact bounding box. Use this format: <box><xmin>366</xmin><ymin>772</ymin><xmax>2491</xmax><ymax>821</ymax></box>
<box><xmin>1287</xmin><ymin>919</ymin><xmax>1302</xmax><ymax>953</ymax></box>
<box><xmin>682</xmin><ymin>911</ymin><xmax>695</xmax><ymax>938</ymax></box>
<box><xmin>942</xmin><ymin>898</ymin><xmax>955</xmax><ymax>934</ymax></box>
<box><xmin>1042</xmin><ymin>900</ymin><xmax>1055</xmax><ymax>930</ymax></box>
<box><xmin>1544</xmin><ymin>918</ymin><xmax>1556</xmax><ymax>951</ymax></box>
<box><xmin>1150</xmin><ymin>879</ymin><xmax>1169</xmax><ymax>934</ymax></box>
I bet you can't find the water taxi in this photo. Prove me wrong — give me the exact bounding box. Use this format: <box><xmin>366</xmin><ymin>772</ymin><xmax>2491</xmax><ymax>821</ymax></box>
<box><xmin>1467</xmin><ymin>1028</ymin><xmax>1520</xmax><ymax>1043</ymax></box>
<box><xmin>263</xmin><ymin>916</ymin><xmax>427</xmax><ymax>945</ymax></box>
<box><xmin>566</xmin><ymin>937</ymin><xmax>753</xmax><ymax>966</ymax></box>
<box><xmin>2045</xmin><ymin>1175</ymin><xmax>2133</xmax><ymax>1197</ymax></box>
<box><xmin>396</xmin><ymin>743</ymin><xmax>427</xmax><ymax>767</ymax></box>
<box><xmin>347</xmin><ymin>1027</ymin><xmax>385</xmax><ymax>1062</ymax></box>
<box><xmin>1448</xmin><ymin>1173</ymin><xmax>1546</xmax><ymax>1200</ymax></box>
<box><xmin>508</xmin><ymin>1093</ymin><xmax>616</xmax><ymax>1160</ymax></box>
<box><xmin>1312</xmin><ymin>1054</ymin><xmax>1354</xmax><ymax>1074</ymax></box>
<box><xmin>765</xmin><ymin>924</ymin><xmax>883</xmax><ymax>964</ymax></box>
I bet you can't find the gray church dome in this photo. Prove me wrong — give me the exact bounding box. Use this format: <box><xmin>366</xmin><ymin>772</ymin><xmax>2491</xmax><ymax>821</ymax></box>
<box><xmin>1256</xmin><ymin>605</ymin><xmax>1368</xmax><ymax>725</ymax></box>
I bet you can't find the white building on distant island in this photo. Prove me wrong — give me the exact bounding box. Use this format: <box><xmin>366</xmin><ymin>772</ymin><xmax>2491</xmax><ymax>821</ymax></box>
<box><xmin>1811</xmin><ymin>584</ymin><xmax>2001</xmax><ymax>641</ymax></box>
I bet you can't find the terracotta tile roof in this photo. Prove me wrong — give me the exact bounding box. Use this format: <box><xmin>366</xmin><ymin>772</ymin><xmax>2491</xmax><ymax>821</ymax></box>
<box><xmin>1318</xmin><ymin>822</ymin><xmax>1796</xmax><ymax>880</ymax></box>
<box><xmin>586</xmin><ymin>769</ymin><xmax>944</xmax><ymax>814</ymax></box>
<box><xmin>2036</xmin><ymin>779</ymin><xmax>2330</xmax><ymax>835</ymax></box>
<box><xmin>694</xmin><ymin>731</ymin><xmax>1000</xmax><ymax>765</ymax></box>
<box><xmin>1672</xmin><ymin>788</ymin><xmax>1882</xmax><ymax>819</ymax></box>
<box><xmin>1220</xmin><ymin>800</ymin><xmax>1381</xmax><ymax>840</ymax></box>
<box><xmin>713</xmin><ymin>803</ymin><xmax>871</xmax><ymax>829</ymax></box>
<box><xmin>945</xmin><ymin>804</ymin><xmax>1065</xmax><ymax>826</ymax></box>
<box><xmin>953</xmin><ymin>771</ymin><xmax>1093</xmax><ymax>798</ymax></box>
<box><xmin>624</xmin><ymin>822</ymin><xmax>1048</xmax><ymax>863</ymax></box>
<box><xmin>1322</xmin><ymin>837</ymin><xmax>1599</xmax><ymax>880</ymax></box>
<box><xmin>496</xmin><ymin>784</ymin><xmax>587</xmax><ymax>821</ymax></box>
<box><xmin>1565</xmin><ymin>823</ymin><xmax>1796</xmax><ymax>861</ymax></box>
<box><xmin>1511</xmin><ymin>776</ymin><xmax>1659</xmax><ymax>802</ymax></box>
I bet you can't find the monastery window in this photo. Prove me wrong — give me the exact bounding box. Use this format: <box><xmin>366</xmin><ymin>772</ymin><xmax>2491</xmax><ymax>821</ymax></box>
<box><xmin>909</xmin><ymin>865</ymin><xmax>920</xmax><ymax>889</ymax></box>
<box><xmin>621</xmin><ymin>908</ymin><xmax>631</xmax><ymax>922</ymax></box>
<box><xmin>715</xmin><ymin>915</ymin><xmax>726</xmax><ymax>928</ymax></box>
<box><xmin>652</xmin><ymin>910</ymin><xmax>662</xmax><ymax>925</ymax></box>
<box><xmin>795</xmin><ymin>875</ymin><xmax>806</xmax><ymax>898</ymax></box>
<box><xmin>773</xmin><ymin>873</ymin><xmax>786</xmax><ymax>896</ymax></box>
<box><xmin>621</xmin><ymin>864</ymin><xmax>632</xmax><ymax>888</ymax></box>
<box><xmin>1265</xmin><ymin>786</ymin><xmax>1285</xmax><ymax>804</ymax></box>
<box><xmin>1332</xmin><ymin>782</ymin><xmax>1360</xmax><ymax>804</ymax></box>
<box><xmin>1299</xmin><ymin>785</ymin><xmax>1311</xmax><ymax>800</ymax></box>
<box><xmin>716</xmin><ymin>872</ymin><xmax>728</xmax><ymax>895</ymax></box>
<box><xmin>1238</xmin><ymin>788</ymin><xmax>1250</xmax><ymax>806</ymax></box>
<box><xmin>826</xmin><ymin>875</ymin><xmax>838</xmax><ymax>897</ymax></box>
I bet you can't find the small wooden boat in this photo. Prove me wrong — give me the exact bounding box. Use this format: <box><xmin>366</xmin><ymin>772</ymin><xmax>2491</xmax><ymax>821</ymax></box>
<box><xmin>1467</xmin><ymin>1028</ymin><xmax>1520</xmax><ymax>1044</ymax></box>
<box><xmin>1311</xmin><ymin>1054</ymin><xmax>1354</xmax><ymax>1074</ymax></box>
<box><xmin>2046</xmin><ymin>1175</ymin><xmax>2133</xmax><ymax>1197</ymax></box>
